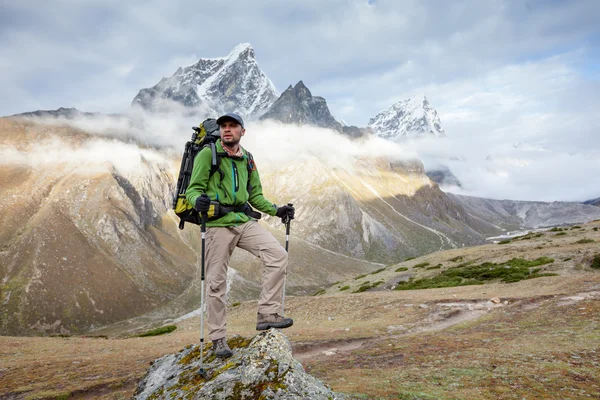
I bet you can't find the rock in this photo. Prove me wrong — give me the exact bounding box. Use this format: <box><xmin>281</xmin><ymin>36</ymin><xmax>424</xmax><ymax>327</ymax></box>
<box><xmin>490</xmin><ymin>298</ymin><xmax>501</xmax><ymax>304</ymax></box>
<box><xmin>134</xmin><ymin>329</ymin><xmax>345</xmax><ymax>399</ymax></box>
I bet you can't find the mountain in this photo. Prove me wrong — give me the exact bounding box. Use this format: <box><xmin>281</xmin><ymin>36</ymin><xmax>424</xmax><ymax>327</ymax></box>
<box><xmin>369</xmin><ymin>95</ymin><xmax>445</xmax><ymax>140</ymax></box>
<box><xmin>584</xmin><ymin>197</ymin><xmax>600</xmax><ymax>207</ymax></box>
<box><xmin>10</xmin><ymin>107</ymin><xmax>101</xmax><ymax>119</ymax></box>
<box><xmin>448</xmin><ymin>193</ymin><xmax>600</xmax><ymax>229</ymax></box>
<box><xmin>259</xmin><ymin>81</ymin><xmax>343</xmax><ymax>132</ymax></box>
<box><xmin>131</xmin><ymin>43</ymin><xmax>278</xmax><ymax>118</ymax></box>
<box><xmin>426</xmin><ymin>166</ymin><xmax>463</xmax><ymax>188</ymax></box>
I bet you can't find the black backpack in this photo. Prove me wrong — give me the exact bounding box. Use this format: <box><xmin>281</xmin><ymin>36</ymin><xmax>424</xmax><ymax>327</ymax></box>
<box><xmin>172</xmin><ymin>118</ymin><xmax>257</xmax><ymax>229</ymax></box>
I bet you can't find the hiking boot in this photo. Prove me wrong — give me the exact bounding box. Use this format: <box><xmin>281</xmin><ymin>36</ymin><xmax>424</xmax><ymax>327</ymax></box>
<box><xmin>212</xmin><ymin>338</ymin><xmax>232</xmax><ymax>358</ymax></box>
<box><xmin>256</xmin><ymin>313</ymin><xmax>294</xmax><ymax>331</ymax></box>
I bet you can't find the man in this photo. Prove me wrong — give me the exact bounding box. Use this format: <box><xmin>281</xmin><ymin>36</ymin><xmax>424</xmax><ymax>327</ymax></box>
<box><xmin>186</xmin><ymin>112</ymin><xmax>295</xmax><ymax>359</ymax></box>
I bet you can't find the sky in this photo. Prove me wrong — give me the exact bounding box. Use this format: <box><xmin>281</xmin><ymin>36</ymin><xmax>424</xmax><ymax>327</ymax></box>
<box><xmin>1</xmin><ymin>0</ymin><xmax>599</xmax><ymax>202</ymax></box>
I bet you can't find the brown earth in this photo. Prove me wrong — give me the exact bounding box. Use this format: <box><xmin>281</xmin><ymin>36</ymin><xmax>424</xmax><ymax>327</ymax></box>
<box><xmin>1</xmin><ymin>221</ymin><xmax>599</xmax><ymax>399</ymax></box>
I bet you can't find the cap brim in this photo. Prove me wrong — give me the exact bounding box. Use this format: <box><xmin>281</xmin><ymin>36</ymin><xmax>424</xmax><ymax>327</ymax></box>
<box><xmin>216</xmin><ymin>116</ymin><xmax>242</xmax><ymax>126</ymax></box>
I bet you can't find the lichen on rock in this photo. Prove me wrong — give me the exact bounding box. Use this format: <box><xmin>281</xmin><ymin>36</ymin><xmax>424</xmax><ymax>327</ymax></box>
<box><xmin>134</xmin><ymin>328</ymin><xmax>345</xmax><ymax>399</ymax></box>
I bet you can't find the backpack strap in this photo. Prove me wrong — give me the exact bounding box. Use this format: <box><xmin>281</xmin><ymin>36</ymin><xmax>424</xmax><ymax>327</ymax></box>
<box><xmin>245</xmin><ymin>151</ymin><xmax>254</xmax><ymax>194</ymax></box>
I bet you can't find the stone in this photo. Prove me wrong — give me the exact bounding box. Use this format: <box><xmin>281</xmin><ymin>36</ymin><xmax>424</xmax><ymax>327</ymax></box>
<box><xmin>134</xmin><ymin>329</ymin><xmax>345</xmax><ymax>399</ymax></box>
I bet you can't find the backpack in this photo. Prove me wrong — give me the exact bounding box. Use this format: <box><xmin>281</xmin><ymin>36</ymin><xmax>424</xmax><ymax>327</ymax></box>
<box><xmin>172</xmin><ymin>118</ymin><xmax>257</xmax><ymax>230</ymax></box>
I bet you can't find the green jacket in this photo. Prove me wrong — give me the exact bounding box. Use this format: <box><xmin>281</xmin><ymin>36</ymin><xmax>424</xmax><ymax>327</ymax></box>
<box><xmin>186</xmin><ymin>140</ymin><xmax>278</xmax><ymax>227</ymax></box>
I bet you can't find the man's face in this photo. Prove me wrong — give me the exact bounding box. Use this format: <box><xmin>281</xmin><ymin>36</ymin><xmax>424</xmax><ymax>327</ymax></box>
<box><xmin>219</xmin><ymin>120</ymin><xmax>245</xmax><ymax>146</ymax></box>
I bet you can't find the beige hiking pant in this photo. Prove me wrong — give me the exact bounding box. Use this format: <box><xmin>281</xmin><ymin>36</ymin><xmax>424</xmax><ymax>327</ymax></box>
<box><xmin>204</xmin><ymin>220</ymin><xmax>287</xmax><ymax>340</ymax></box>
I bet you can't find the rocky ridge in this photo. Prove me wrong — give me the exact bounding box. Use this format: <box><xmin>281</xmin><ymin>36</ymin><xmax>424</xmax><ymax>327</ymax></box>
<box><xmin>260</xmin><ymin>81</ymin><xmax>343</xmax><ymax>132</ymax></box>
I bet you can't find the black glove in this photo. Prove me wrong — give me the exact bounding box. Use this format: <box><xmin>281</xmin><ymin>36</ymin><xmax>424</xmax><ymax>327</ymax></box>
<box><xmin>276</xmin><ymin>204</ymin><xmax>295</xmax><ymax>222</ymax></box>
<box><xmin>195</xmin><ymin>194</ymin><xmax>211</xmax><ymax>214</ymax></box>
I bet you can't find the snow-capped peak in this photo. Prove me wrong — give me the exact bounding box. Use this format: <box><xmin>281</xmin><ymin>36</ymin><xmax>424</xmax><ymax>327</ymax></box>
<box><xmin>131</xmin><ymin>43</ymin><xmax>278</xmax><ymax>118</ymax></box>
<box><xmin>368</xmin><ymin>94</ymin><xmax>446</xmax><ymax>141</ymax></box>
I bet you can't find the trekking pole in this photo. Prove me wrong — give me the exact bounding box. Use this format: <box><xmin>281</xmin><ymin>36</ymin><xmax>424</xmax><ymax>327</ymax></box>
<box><xmin>198</xmin><ymin>212</ymin><xmax>208</xmax><ymax>378</ymax></box>
<box><xmin>281</xmin><ymin>203</ymin><xmax>292</xmax><ymax>316</ymax></box>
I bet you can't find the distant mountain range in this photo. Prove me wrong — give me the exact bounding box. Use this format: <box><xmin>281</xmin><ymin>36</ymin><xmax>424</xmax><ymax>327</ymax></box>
<box><xmin>128</xmin><ymin>43</ymin><xmax>445</xmax><ymax>141</ymax></box>
<box><xmin>584</xmin><ymin>197</ymin><xmax>600</xmax><ymax>207</ymax></box>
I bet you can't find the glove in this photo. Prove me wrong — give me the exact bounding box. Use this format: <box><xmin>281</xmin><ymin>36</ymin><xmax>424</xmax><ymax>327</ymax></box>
<box><xmin>195</xmin><ymin>194</ymin><xmax>211</xmax><ymax>214</ymax></box>
<box><xmin>275</xmin><ymin>204</ymin><xmax>295</xmax><ymax>222</ymax></box>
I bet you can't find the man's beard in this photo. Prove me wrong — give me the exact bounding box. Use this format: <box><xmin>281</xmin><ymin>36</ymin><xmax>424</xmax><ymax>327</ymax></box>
<box><xmin>222</xmin><ymin>136</ymin><xmax>240</xmax><ymax>147</ymax></box>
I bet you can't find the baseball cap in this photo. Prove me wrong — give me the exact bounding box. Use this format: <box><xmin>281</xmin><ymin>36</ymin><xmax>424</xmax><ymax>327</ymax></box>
<box><xmin>216</xmin><ymin>113</ymin><xmax>244</xmax><ymax>128</ymax></box>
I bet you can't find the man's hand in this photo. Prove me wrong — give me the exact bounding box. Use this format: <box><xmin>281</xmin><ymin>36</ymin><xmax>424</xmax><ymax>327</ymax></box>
<box><xmin>276</xmin><ymin>204</ymin><xmax>295</xmax><ymax>222</ymax></box>
<box><xmin>195</xmin><ymin>194</ymin><xmax>211</xmax><ymax>214</ymax></box>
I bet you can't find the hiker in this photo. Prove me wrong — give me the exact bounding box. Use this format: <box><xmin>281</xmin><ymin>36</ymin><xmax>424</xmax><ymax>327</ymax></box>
<box><xmin>186</xmin><ymin>112</ymin><xmax>295</xmax><ymax>359</ymax></box>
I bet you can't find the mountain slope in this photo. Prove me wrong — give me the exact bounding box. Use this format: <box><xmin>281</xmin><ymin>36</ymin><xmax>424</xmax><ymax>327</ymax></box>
<box><xmin>132</xmin><ymin>43</ymin><xmax>278</xmax><ymax>118</ymax></box>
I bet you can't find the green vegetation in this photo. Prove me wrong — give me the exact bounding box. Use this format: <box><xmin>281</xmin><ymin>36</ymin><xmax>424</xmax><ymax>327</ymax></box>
<box><xmin>231</xmin><ymin>302</ymin><xmax>241</xmax><ymax>307</ymax></box>
<box><xmin>413</xmin><ymin>262</ymin><xmax>430</xmax><ymax>269</ymax></box>
<box><xmin>448</xmin><ymin>256</ymin><xmax>463</xmax><ymax>262</ymax></box>
<box><xmin>591</xmin><ymin>254</ymin><xmax>600</xmax><ymax>270</ymax></box>
<box><xmin>549</xmin><ymin>227</ymin><xmax>563</xmax><ymax>232</ymax></box>
<box><xmin>554</xmin><ymin>232</ymin><xmax>567</xmax><ymax>236</ymax></box>
<box><xmin>404</xmin><ymin>256</ymin><xmax>416</xmax><ymax>261</ymax></box>
<box><xmin>395</xmin><ymin>267</ymin><xmax>409</xmax><ymax>272</ymax></box>
<box><xmin>575</xmin><ymin>238</ymin><xmax>595</xmax><ymax>244</ymax></box>
<box><xmin>371</xmin><ymin>267</ymin><xmax>387</xmax><ymax>275</ymax></box>
<box><xmin>395</xmin><ymin>257</ymin><xmax>556</xmax><ymax>291</ymax></box>
<box><xmin>354</xmin><ymin>274</ymin><xmax>367</xmax><ymax>280</ymax></box>
<box><xmin>139</xmin><ymin>325</ymin><xmax>177</xmax><ymax>337</ymax></box>
<box><xmin>426</xmin><ymin>264</ymin><xmax>442</xmax><ymax>270</ymax></box>
<box><xmin>563</xmin><ymin>257</ymin><xmax>572</xmax><ymax>262</ymax></box>
<box><xmin>312</xmin><ymin>289</ymin><xmax>326</xmax><ymax>296</ymax></box>
<box><xmin>353</xmin><ymin>280</ymin><xmax>384</xmax><ymax>293</ymax></box>
<box><xmin>593</xmin><ymin>227</ymin><xmax>598</xmax><ymax>231</ymax></box>
<box><xmin>498</xmin><ymin>239</ymin><xmax>512</xmax><ymax>244</ymax></box>
<box><xmin>571</xmin><ymin>226</ymin><xmax>581</xmax><ymax>229</ymax></box>
<box><xmin>339</xmin><ymin>285</ymin><xmax>350</xmax><ymax>291</ymax></box>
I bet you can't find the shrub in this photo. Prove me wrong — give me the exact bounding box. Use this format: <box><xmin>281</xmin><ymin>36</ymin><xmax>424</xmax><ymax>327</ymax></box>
<box><xmin>498</xmin><ymin>239</ymin><xmax>512</xmax><ymax>244</ymax></box>
<box><xmin>371</xmin><ymin>267</ymin><xmax>387</xmax><ymax>275</ymax></box>
<box><xmin>312</xmin><ymin>289</ymin><xmax>326</xmax><ymax>296</ymax></box>
<box><xmin>353</xmin><ymin>274</ymin><xmax>367</xmax><ymax>280</ymax></box>
<box><xmin>413</xmin><ymin>262</ymin><xmax>430</xmax><ymax>269</ymax></box>
<box><xmin>448</xmin><ymin>256</ymin><xmax>463</xmax><ymax>262</ymax></box>
<box><xmin>395</xmin><ymin>267</ymin><xmax>409</xmax><ymax>272</ymax></box>
<box><xmin>593</xmin><ymin>227</ymin><xmax>598</xmax><ymax>231</ymax></box>
<box><xmin>554</xmin><ymin>232</ymin><xmax>567</xmax><ymax>236</ymax></box>
<box><xmin>591</xmin><ymin>254</ymin><xmax>600</xmax><ymax>270</ymax></box>
<box><xmin>571</xmin><ymin>226</ymin><xmax>581</xmax><ymax>229</ymax></box>
<box><xmin>353</xmin><ymin>280</ymin><xmax>384</xmax><ymax>293</ymax></box>
<box><xmin>231</xmin><ymin>302</ymin><xmax>241</xmax><ymax>307</ymax></box>
<box><xmin>426</xmin><ymin>264</ymin><xmax>442</xmax><ymax>270</ymax></box>
<box><xmin>549</xmin><ymin>227</ymin><xmax>563</xmax><ymax>232</ymax></box>
<box><xmin>575</xmin><ymin>238</ymin><xmax>595</xmax><ymax>244</ymax></box>
<box><xmin>563</xmin><ymin>257</ymin><xmax>572</xmax><ymax>262</ymax></box>
<box><xmin>404</xmin><ymin>257</ymin><xmax>416</xmax><ymax>261</ymax></box>
<box><xmin>139</xmin><ymin>325</ymin><xmax>177</xmax><ymax>337</ymax></box>
<box><xmin>394</xmin><ymin>256</ymin><xmax>555</xmax><ymax>290</ymax></box>
<box><xmin>339</xmin><ymin>285</ymin><xmax>350</xmax><ymax>291</ymax></box>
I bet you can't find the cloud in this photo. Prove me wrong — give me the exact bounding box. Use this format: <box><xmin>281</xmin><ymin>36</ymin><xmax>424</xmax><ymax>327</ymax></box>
<box><xmin>1</xmin><ymin>0</ymin><xmax>599</xmax><ymax>202</ymax></box>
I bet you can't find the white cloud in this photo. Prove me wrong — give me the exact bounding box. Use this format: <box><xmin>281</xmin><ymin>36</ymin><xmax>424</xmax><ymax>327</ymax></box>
<box><xmin>1</xmin><ymin>0</ymin><xmax>599</xmax><ymax>202</ymax></box>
